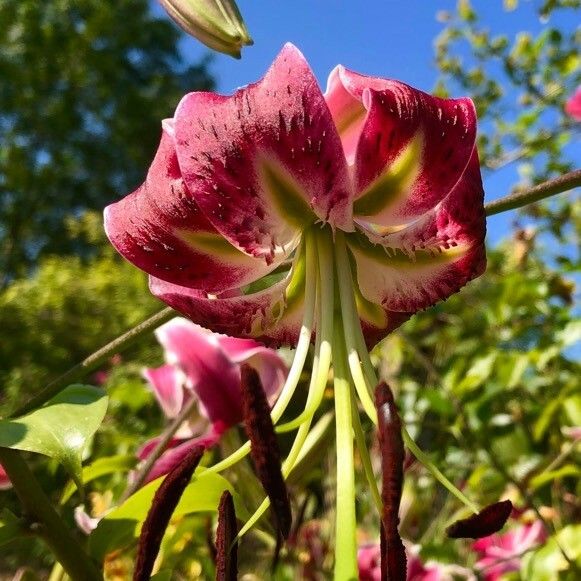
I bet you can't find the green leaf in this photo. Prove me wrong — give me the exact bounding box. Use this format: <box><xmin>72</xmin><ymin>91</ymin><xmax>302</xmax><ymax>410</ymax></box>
<box><xmin>88</xmin><ymin>470</ymin><xmax>235</xmax><ymax>560</ymax></box>
<box><xmin>530</xmin><ymin>464</ymin><xmax>581</xmax><ymax>491</ymax></box>
<box><xmin>0</xmin><ymin>509</ymin><xmax>26</xmax><ymax>548</ymax></box>
<box><xmin>0</xmin><ymin>385</ymin><xmax>108</xmax><ymax>488</ymax></box>
<box><xmin>60</xmin><ymin>455</ymin><xmax>137</xmax><ymax>504</ymax></box>
<box><xmin>455</xmin><ymin>353</ymin><xmax>497</xmax><ymax>394</ymax></box>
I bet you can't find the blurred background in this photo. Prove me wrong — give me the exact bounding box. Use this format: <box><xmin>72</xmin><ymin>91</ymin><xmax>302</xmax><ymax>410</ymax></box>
<box><xmin>0</xmin><ymin>0</ymin><xmax>579</xmax><ymax>578</ymax></box>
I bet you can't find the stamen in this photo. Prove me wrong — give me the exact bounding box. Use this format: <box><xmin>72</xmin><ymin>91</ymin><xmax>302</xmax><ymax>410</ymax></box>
<box><xmin>375</xmin><ymin>382</ymin><xmax>407</xmax><ymax>581</ymax></box>
<box><xmin>446</xmin><ymin>500</ymin><xmax>513</xmax><ymax>539</ymax></box>
<box><xmin>215</xmin><ymin>491</ymin><xmax>239</xmax><ymax>581</ymax></box>
<box><xmin>133</xmin><ymin>445</ymin><xmax>204</xmax><ymax>581</ymax></box>
<box><xmin>240</xmin><ymin>365</ymin><xmax>292</xmax><ymax>539</ymax></box>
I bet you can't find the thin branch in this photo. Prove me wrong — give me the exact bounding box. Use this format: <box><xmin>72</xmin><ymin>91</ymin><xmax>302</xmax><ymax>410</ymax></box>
<box><xmin>120</xmin><ymin>393</ymin><xmax>200</xmax><ymax>502</ymax></box>
<box><xmin>11</xmin><ymin>307</ymin><xmax>175</xmax><ymax>417</ymax></box>
<box><xmin>485</xmin><ymin>169</ymin><xmax>581</xmax><ymax>216</ymax></box>
<box><xmin>0</xmin><ymin>448</ymin><xmax>101</xmax><ymax>581</ymax></box>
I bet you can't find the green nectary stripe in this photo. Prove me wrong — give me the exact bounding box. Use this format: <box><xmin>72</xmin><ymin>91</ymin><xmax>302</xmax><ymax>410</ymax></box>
<box><xmin>353</xmin><ymin>132</ymin><xmax>423</xmax><ymax>217</ymax></box>
<box><xmin>347</xmin><ymin>229</ymin><xmax>466</xmax><ymax>267</ymax></box>
<box><xmin>336</xmin><ymin>102</ymin><xmax>366</xmax><ymax>135</ymax></box>
<box><xmin>346</xmin><ymin>248</ymin><xmax>387</xmax><ymax>328</ymax></box>
<box><xmin>177</xmin><ymin>230</ymin><xmax>249</xmax><ymax>258</ymax></box>
<box><xmin>259</xmin><ymin>157</ymin><xmax>316</xmax><ymax>228</ymax></box>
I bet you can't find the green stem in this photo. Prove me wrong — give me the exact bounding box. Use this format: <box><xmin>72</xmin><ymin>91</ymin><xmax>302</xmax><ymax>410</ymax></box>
<box><xmin>332</xmin><ymin>318</ymin><xmax>358</xmax><ymax>580</ymax></box>
<box><xmin>12</xmin><ymin>307</ymin><xmax>175</xmax><ymax>417</ymax></box>
<box><xmin>0</xmin><ymin>448</ymin><xmax>101</xmax><ymax>581</ymax></box>
<box><xmin>400</xmin><ymin>427</ymin><xmax>479</xmax><ymax>514</ymax></box>
<box><xmin>119</xmin><ymin>391</ymin><xmax>201</xmax><ymax>502</ymax></box>
<box><xmin>484</xmin><ymin>169</ymin><xmax>581</xmax><ymax>216</ymax></box>
<box><xmin>355</xmin><ymin>334</ymin><xmax>480</xmax><ymax>514</ymax></box>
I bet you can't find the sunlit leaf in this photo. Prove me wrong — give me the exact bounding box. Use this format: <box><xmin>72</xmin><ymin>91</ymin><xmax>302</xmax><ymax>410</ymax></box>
<box><xmin>88</xmin><ymin>470</ymin><xmax>238</xmax><ymax>560</ymax></box>
<box><xmin>0</xmin><ymin>385</ymin><xmax>108</xmax><ymax>488</ymax></box>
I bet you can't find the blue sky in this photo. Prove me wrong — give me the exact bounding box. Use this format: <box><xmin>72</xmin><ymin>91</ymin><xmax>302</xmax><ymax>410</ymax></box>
<box><xmin>152</xmin><ymin>1</ymin><xmax>580</xmax><ymax>246</ymax></box>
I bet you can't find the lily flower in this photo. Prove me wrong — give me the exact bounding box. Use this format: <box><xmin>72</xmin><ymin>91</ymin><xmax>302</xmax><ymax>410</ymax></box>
<box><xmin>105</xmin><ymin>44</ymin><xmax>486</xmax><ymax>577</ymax></box>
<box><xmin>472</xmin><ymin>521</ymin><xmax>547</xmax><ymax>581</ymax></box>
<box><xmin>138</xmin><ymin>317</ymin><xmax>287</xmax><ymax>484</ymax></box>
<box><xmin>358</xmin><ymin>543</ymin><xmax>476</xmax><ymax>581</ymax></box>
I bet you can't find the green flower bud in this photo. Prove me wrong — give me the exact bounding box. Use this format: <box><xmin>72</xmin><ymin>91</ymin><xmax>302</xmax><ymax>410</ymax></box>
<box><xmin>158</xmin><ymin>0</ymin><xmax>253</xmax><ymax>58</ymax></box>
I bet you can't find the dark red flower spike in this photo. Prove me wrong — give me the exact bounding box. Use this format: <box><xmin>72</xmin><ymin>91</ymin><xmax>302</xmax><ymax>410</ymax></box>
<box><xmin>133</xmin><ymin>445</ymin><xmax>205</xmax><ymax>581</ymax></box>
<box><xmin>240</xmin><ymin>364</ymin><xmax>292</xmax><ymax>539</ymax></box>
<box><xmin>215</xmin><ymin>490</ymin><xmax>238</xmax><ymax>581</ymax></box>
<box><xmin>375</xmin><ymin>382</ymin><xmax>407</xmax><ymax>581</ymax></box>
<box><xmin>446</xmin><ymin>500</ymin><xmax>513</xmax><ymax>539</ymax></box>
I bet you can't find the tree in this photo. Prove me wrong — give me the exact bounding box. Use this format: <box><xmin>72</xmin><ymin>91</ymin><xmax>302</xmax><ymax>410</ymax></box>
<box><xmin>0</xmin><ymin>0</ymin><xmax>214</xmax><ymax>284</ymax></box>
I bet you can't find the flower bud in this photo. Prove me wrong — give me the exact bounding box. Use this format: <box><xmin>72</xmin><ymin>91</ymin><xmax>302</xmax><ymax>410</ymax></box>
<box><xmin>158</xmin><ymin>0</ymin><xmax>253</xmax><ymax>58</ymax></box>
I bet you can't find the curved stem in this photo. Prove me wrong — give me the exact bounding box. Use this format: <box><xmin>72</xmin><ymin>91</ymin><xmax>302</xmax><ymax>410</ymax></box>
<box><xmin>0</xmin><ymin>448</ymin><xmax>101</xmax><ymax>581</ymax></box>
<box><xmin>269</xmin><ymin>232</ymin><xmax>318</xmax><ymax>424</ymax></box>
<box><xmin>485</xmin><ymin>169</ymin><xmax>581</xmax><ymax>216</ymax></box>
<box><xmin>207</xmin><ymin>236</ymin><xmax>319</xmax><ymax>474</ymax></box>
<box><xmin>401</xmin><ymin>427</ymin><xmax>479</xmax><ymax>514</ymax></box>
<box><xmin>355</xmin><ymin>331</ymin><xmax>480</xmax><ymax>514</ymax></box>
<box><xmin>275</xmin><ymin>228</ymin><xmax>334</xmax><ymax>432</ymax></box>
<box><xmin>119</xmin><ymin>392</ymin><xmax>201</xmax><ymax>502</ymax></box>
<box><xmin>12</xmin><ymin>307</ymin><xmax>175</xmax><ymax>417</ymax></box>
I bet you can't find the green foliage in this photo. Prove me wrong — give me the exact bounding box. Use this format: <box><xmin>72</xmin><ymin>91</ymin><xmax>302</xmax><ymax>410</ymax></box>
<box><xmin>0</xmin><ymin>0</ymin><xmax>214</xmax><ymax>283</ymax></box>
<box><xmin>435</xmin><ymin>0</ymin><xmax>580</xmax><ymax>183</ymax></box>
<box><xmin>0</xmin><ymin>212</ymin><xmax>161</xmax><ymax>414</ymax></box>
<box><xmin>88</xmin><ymin>469</ymin><xmax>235</xmax><ymax>561</ymax></box>
<box><xmin>0</xmin><ymin>385</ymin><xmax>108</xmax><ymax>489</ymax></box>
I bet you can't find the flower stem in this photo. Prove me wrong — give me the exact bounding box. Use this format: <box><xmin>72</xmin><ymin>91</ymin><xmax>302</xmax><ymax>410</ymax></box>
<box><xmin>484</xmin><ymin>169</ymin><xmax>581</xmax><ymax>216</ymax></box>
<box><xmin>332</xmin><ymin>318</ymin><xmax>358</xmax><ymax>580</ymax></box>
<box><xmin>354</xmin><ymin>332</ymin><xmax>480</xmax><ymax>514</ymax></box>
<box><xmin>0</xmin><ymin>448</ymin><xmax>101</xmax><ymax>581</ymax></box>
<box><xmin>400</xmin><ymin>426</ymin><xmax>479</xmax><ymax>514</ymax></box>
<box><xmin>119</xmin><ymin>392</ymin><xmax>202</xmax><ymax>502</ymax></box>
<box><xmin>12</xmin><ymin>307</ymin><xmax>175</xmax><ymax>417</ymax></box>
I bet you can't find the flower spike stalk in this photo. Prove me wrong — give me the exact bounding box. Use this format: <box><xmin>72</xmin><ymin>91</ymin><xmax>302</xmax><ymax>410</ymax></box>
<box><xmin>105</xmin><ymin>43</ymin><xmax>487</xmax><ymax>577</ymax></box>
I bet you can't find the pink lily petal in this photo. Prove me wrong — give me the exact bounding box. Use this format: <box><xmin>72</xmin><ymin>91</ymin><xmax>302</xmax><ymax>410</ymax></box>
<box><xmin>0</xmin><ymin>463</ymin><xmax>11</xmax><ymax>490</ymax></box>
<box><xmin>143</xmin><ymin>430</ymin><xmax>221</xmax><ymax>485</ymax></box>
<box><xmin>565</xmin><ymin>86</ymin><xmax>581</xmax><ymax>121</ymax></box>
<box><xmin>324</xmin><ymin>66</ymin><xmax>368</xmax><ymax>164</ymax></box>
<box><xmin>349</xmin><ymin>151</ymin><xmax>486</xmax><ymax>313</ymax></box>
<box><xmin>74</xmin><ymin>505</ymin><xmax>102</xmax><ymax>535</ymax></box>
<box><xmin>136</xmin><ymin>435</ymin><xmax>190</xmax><ymax>461</ymax></box>
<box><xmin>155</xmin><ymin>318</ymin><xmax>243</xmax><ymax>427</ymax></box>
<box><xmin>173</xmin><ymin>43</ymin><xmax>353</xmax><ymax>264</ymax></box>
<box><xmin>217</xmin><ymin>336</ymin><xmax>287</xmax><ymax>402</ymax></box>
<box><xmin>329</xmin><ymin>67</ymin><xmax>477</xmax><ymax>228</ymax></box>
<box><xmin>150</xmin><ymin>273</ymin><xmax>305</xmax><ymax>348</ymax></box>
<box><xmin>142</xmin><ymin>364</ymin><xmax>185</xmax><ymax>419</ymax></box>
<box><xmin>104</xmin><ymin>125</ymin><xmax>273</xmax><ymax>293</ymax></box>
